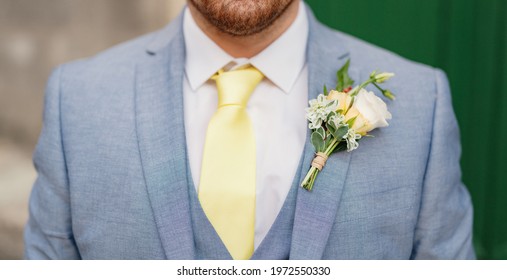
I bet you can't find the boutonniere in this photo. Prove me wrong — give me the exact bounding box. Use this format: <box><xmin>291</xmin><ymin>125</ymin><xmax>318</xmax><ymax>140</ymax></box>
<box><xmin>301</xmin><ymin>60</ymin><xmax>395</xmax><ymax>191</ymax></box>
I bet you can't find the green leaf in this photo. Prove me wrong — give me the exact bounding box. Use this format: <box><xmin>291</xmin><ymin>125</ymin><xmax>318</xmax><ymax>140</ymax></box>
<box><xmin>336</xmin><ymin>59</ymin><xmax>355</xmax><ymax>92</ymax></box>
<box><xmin>316</xmin><ymin>127</ymin><xmax>326</xmax><ymax>139</ymax></box>
<box><xmin>327</xmin><ymin>119</ymin><xmax>337</xmax><ymax>135</ymax></box>
<box><xmin>311</xmin><ymin>131</ymin><xmax>325</xmax><ymax>152</ymax></box>
<box><xmin>331</xmin><ymin>141</ymin><xmax>348</xmax><ymax>154</ymax></box>
<box><xmin>332</xmin><ymin>125</ymin><xmax>349</xmax><ymax>140</ymax></box>
<box><xmin>326</xmin><ymin>110</ymin><xmax>337</xmax><ymax>120</ymax></box>
<box><xmin>325</xmin><ymin>100</ymin><xmax>337</xmax><ymax>109</ymax></box>
<box><xmin>323</xmin><ymin>84</ymin><xmax>328</xmax><ymax>95</ymax></box>
<box><xmin>369</xmin><ymin>70</ymin><xmax>377</xmax><ymax>79</ymax></box>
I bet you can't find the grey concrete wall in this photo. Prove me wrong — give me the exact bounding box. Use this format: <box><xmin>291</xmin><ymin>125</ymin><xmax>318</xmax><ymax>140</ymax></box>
<box><xmin>0</xmin><ymin>0</ymin><xmax>185</xmax><ymax>148</ymax></box>
<box><xmin>0</xmin><ymin>0</ymin><xmax>185</xmax><ymax>259</ymax></box>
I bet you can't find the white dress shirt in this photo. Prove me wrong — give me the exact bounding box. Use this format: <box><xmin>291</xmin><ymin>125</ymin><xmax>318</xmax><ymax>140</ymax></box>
<box><xmin>183</xmin><ymin>1</ymin><xmax>309</xmax><ymax>249</ymax></box>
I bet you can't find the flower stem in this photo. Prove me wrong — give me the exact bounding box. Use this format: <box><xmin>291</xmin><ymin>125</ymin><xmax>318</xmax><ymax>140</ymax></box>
<box><xmin>350</xmin><ymin>78</ymin><xmax>376</xmax><ymax>97</ymax></box>
<box><xmin>301</xmin><ymin>166</ymin><xmax>317</xmax><ymax>190</ymax></box>
<box><xmin>325</xmin><ymin>138</ymin><xmax>339</xmax><ymax>154</ymax></box>
<box><xmin>301</xmin><ymin>138</ymin><xmax>341</xmax><ymax>191</ymax></box>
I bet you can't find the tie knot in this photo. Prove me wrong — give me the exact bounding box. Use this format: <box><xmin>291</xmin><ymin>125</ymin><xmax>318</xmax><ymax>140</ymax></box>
<box><xmin>213</xmin><ymin>67</ymin><xmax>264</xmax><ymax>108</ymax></box>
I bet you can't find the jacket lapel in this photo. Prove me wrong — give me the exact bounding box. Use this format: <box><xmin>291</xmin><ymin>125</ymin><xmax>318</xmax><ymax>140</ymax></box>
<box><xmin>135</xmin><ymin>14</ymin><xmax>195</xmax><ymax>259</ymax></box>
<box><xmin>290</xmin><ymin>8</ymin><xmax>359</xmax><ymax>259</ymax></box>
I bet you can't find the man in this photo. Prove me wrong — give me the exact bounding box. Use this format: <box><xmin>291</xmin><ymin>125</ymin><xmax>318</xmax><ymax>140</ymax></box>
<box><xmin>25</xmin><ymin>0</ymin><xmax>475</xmax><ymax>259</ymax></box>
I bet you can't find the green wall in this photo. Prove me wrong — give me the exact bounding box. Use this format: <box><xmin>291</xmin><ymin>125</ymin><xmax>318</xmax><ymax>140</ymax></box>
<box><xmin>306</xmin><ymin>0</ymin><xmax>507</xmax><ymax>259</ymax></box>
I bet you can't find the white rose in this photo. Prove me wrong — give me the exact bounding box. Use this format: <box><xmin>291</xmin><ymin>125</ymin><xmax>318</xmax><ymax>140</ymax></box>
<box><xmin>346</xmin><ymin>89</ymin><xmax>392</xmax><ymax>135</ymax></box>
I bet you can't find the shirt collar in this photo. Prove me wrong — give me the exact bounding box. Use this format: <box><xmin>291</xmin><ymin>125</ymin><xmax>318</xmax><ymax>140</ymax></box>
<box><xmin>183</xmin><ymin>7</ymin><xmax>233</xmax><ymax>91</ymax></box>
<box><xmin>183</xmin><ymin>1</ymin><xmax>308</xmax><ymax>93</ymax></box>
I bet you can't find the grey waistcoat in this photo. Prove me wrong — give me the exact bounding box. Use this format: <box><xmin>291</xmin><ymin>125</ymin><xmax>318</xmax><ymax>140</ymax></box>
<box><xmin>187</xmin><ymin>161</ymin><xmax>302</xmax><ymax>260</ymax></box>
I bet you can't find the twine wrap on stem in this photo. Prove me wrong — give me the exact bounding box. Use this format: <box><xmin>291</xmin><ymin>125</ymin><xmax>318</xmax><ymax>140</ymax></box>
<box><xmin>311</xmin><ymin>152</ymin><xmax>329</xmax><ymax>171</ymax></box>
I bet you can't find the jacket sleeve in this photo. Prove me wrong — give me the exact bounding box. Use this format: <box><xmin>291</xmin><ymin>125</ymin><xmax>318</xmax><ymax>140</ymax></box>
<box><xmin>24</xmin><ymin>66</ymin><xmax>81</xmax><ymax>259</ymax></box>
<box><xmin>410</xmin><ymin>69</ymin><xmax>475</xmax><ymax>259</ymax></box>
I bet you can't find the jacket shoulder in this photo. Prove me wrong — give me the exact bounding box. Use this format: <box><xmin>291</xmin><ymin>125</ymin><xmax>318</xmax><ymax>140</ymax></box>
<box><xmin>57</xmin><ymin>30</ymin><xmax>157</xmax><ymax>79</ymax></box>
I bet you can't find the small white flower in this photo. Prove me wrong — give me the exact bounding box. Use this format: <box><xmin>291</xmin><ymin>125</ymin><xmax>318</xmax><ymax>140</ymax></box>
<box><xmin>328</xmin><ymin>113</ymin><xmax>345</xmax><ymax>128</ymax></box>
<box><xmin>344</xmin><ymin>128</ymin><xmax>362</xmax><ymax>152</ymax></box>
<box><xmin>374</xmin><ymin>72</ymin><xmax>395</xmax><ymax>83</ymax></box>
<box><xmin>306</xmin><ymin>94</ymin><xmax>338</xmax><ymax>129</ymax></box>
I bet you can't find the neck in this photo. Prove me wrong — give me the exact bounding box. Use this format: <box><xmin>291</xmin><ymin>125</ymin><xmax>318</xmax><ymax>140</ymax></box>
<box><xmin>187</xmin><ymin>1</ymin><xmax>300</xmax><ymax>58</ymax></box>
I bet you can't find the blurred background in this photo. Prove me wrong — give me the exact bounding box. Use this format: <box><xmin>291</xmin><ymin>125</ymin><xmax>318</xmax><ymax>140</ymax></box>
<box><xmin>0</xmin><ymin>0</ymin><xmax>505</xmax><ymax>259</ymax></box>
<box><xmin>0</xmin><ymin>0</ymin><xmax>186</xmax><ymax>259</ymax></box>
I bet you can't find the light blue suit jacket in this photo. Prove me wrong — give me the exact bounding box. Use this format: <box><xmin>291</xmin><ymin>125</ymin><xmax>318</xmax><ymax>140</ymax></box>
<box><xmin>24</xmin><ymin>7</ymin><xmax>475</xmax><ymax>259</ymax></box>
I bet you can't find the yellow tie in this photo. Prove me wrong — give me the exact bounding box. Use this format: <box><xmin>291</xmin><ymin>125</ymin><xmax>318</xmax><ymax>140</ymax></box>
<box><xmin>198</xmin><ymin>66</ymin><xmax>264</xmax><ymax>260</ymax></box>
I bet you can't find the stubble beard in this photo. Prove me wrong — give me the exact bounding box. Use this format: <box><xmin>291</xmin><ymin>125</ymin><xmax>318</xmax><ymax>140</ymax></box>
<box><xmin>188</xmin><ymin>0</ymin><xmax>295</xmax><ymax>36</ymax></box>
